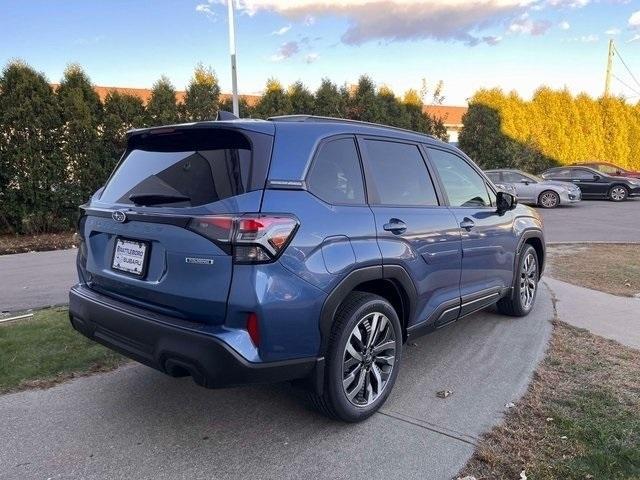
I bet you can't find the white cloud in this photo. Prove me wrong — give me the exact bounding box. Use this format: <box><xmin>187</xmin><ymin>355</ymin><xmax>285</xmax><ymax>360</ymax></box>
<box><xmin>546</xmin><ymin>0</ymin><xmax>589</xmax><ymax>7</ymax></box>
<box><xmin>234</xmin><ymin>0</ymin><xmax>539</xmax><ymax>46</ymax></box>
<box><xmin>304</xmin><ymin>14</ymin><xmax>316</xmax><ymax>26</ymax></box>
<box><xmin>270</xmin><ymin>41</ymin><xmax>300</xmax><ymax>61</ymax></box>
<box><xmin>271</xmin><ymin>24</ymin><xmax>291</xmax><ymax>35</ymax></box>
<box><xmin>482</xmin><ymin>35</ymin><xmax>503</xmax><ymax>45</ymax></box>
<box><xmin>509</xmin><ymin>16</ymin><xmax>553</xmax><ymax>35</ymax></box>
<box><xmin>559</xmin><ymin>20</ymin><xmax>570</xmax><ymax>30</ymax></box>
<box><xmin>305</xmin><ymin>53</ymin><xmax>319</xmax><ymax>63</ymax></box>
<box><xmin>196</xmin><ymin>3</ymin><xmax>216</xmax><ymax>18</ymax></box>
<box><xmin>628</xmin><ymin>33</ymin><xmax>640</xmax><ymax>43</ymax></box>
<box><xmin>630</xmin><ymin>10</ymin><xmax>640</xmax><ymax>28</ymax></box>
<box><xmin>605</xmin><ymin>28</ymin><xmax>621</xmax><ymax>35</ymax></box>
<box><xmin>567</xmin><ymin>34</ymin><xmax>599</xmax><ymax>42</ymax></box>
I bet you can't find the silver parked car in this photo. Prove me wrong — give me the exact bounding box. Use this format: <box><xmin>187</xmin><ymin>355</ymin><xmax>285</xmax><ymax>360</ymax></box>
<box><xmin>485</xmin><ymin>169</ymin><xmax>581</xmax><ymax>208</ymax></box>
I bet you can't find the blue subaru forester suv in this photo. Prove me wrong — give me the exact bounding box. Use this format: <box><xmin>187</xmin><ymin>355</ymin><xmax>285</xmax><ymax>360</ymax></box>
<box><xmin>69</xmin><ymin>115</ymin><xmax>545</xmax><ymax>422</ymax></box>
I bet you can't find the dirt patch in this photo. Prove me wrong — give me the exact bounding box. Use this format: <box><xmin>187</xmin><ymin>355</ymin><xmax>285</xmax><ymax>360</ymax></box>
<box><xmin>547</xmin><ymin>243</ymin><xmax>640</xmax><ymax>297</ymax></box>
<box><xmin>459</xmin><ymin>321</ymin><xmax>640</xmax><ymax>480</ymax></box>
<box><xmin>0</xmin><ymin>231</ymin><xmax>76</xmax><ymax>255</ymax></box>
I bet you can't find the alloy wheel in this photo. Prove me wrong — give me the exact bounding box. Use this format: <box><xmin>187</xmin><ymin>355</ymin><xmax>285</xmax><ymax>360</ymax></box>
<box><xmin>610</xmin><ymin>187</ymin><xmax>627</xmax><ymax>201</ymax></box>
<box><xmin>540</xmin><ymin>191</ymin><xmax>559</xmax><ymax>208</ymax></box>
<box><xmin>342</xmin><ymin>312</ymin><xmax>396</xmax><ymax>407</ymax></box>
<box><xmin>520</xmin><ymin>252</ymin><xmax>537</xmax><ymax>309</ymax></box>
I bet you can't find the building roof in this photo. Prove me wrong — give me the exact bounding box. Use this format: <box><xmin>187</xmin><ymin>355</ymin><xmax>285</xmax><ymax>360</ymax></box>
<box><xmin>50</xmin><ymin>84</ymin><xmax>261</xmax><ymax>107</ymax></box>
<box><xmin>422</xmin><ymin>105</ymin><xmax>467</xmax><ymax>126</ymax></box>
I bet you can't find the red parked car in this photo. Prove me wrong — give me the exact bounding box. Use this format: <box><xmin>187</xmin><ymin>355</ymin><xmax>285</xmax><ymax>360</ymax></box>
<box><xmin>576</xmin><ymin>162</ymin><xmax>640</xmax><ymax>179</ymax></box>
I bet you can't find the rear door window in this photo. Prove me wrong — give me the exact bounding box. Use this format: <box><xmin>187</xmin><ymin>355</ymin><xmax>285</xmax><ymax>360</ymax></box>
<box><xmin>363</xmin><ymin>139</ymin><xmax>439</xmax><ymax>206</ymax></box>
<box><xmin>307</xmin><ymin>137</ymin><xmax>365</xmax><ymax>205</ymax></box>
<box><xmin>100</xmin><ymin>128</ymin><xmax>269</xmax><ymax>207</ymax></box>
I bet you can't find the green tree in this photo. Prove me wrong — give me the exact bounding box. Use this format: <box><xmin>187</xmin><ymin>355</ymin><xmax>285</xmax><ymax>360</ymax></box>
<box><xmin>345</xmin><ymin>75</ymin><xmax>385</xmax><ymax>123</ymax></box>
<box><xmin>313</xmin><ymin>78</ymin><xmax>345</xmax><ymax>117</ymax></box>
<box><xmin>183</xmin><ymin>64</ymin><xmax>220</xmax><ymax>121</ymax></box>
<box><xmin>218</xmin><ymin>95</ymin><xmax>253</xmax><ymax>118</ymax></box>
<box><xmin>146</xmin><ymin>75</ymin><xmax>179</xmax><ymax>125</ymax></box>
<box><xmin>0</xmin><ymin>61</ymin><xmax>67</xmax><ymax>233</ymax></box>
<box><xmin>102</xmin><ymin>91</ymin><xmax>146</xmax><ymax>171</ymax></box>
<box><xmin>287</xmin><ymin>81</ymin><xmax>315</xmax><ymax>114</ymax></box>
<box><xmin>254</xmin><ymin>78</ymin><xmax>291</xmax><ymax>118</ymax></box>
<box><xmin>57</xmin><ymin>64</ymin><xmax>106</xmax><ymax>208</ymax></box>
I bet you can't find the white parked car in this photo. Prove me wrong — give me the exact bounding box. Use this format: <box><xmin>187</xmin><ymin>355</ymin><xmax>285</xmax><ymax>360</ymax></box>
<box><xmin>485</xmin><ymin>169</ymin><xmax>581</xmax><ymax>208</ymax></box>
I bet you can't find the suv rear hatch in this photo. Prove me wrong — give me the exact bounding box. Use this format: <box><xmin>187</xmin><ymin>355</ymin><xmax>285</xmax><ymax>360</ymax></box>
<box><xmin>77</xmin><ymin>124</ymin><xmax>274</xmax><ymax>325</ymax></box>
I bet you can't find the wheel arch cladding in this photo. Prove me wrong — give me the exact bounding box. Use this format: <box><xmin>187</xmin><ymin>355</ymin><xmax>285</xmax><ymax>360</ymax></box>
<box><xmin>318</xmin><ymin>265</ymin><xmax>416</xmax><ymax>356</ymax></box>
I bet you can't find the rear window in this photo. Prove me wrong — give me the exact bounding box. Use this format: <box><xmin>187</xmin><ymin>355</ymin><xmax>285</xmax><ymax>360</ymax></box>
<box><xmin>100</xmin><ymin>128</ymin><xmax>271</xmax><ymax>207</ymax></box>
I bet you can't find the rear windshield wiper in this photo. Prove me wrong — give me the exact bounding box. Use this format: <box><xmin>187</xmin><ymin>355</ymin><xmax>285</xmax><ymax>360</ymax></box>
<box><xmin>128</xmin><ymin>193</ymin><xmax>191</xmax><ymax>206</ymax></box>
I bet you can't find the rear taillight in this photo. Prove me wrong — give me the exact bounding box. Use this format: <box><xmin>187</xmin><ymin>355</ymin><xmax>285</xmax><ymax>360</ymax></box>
<box><xmin>188</xmin><ymin>214</ymin><xmax>298</xmax><ymax>264</ymax></box>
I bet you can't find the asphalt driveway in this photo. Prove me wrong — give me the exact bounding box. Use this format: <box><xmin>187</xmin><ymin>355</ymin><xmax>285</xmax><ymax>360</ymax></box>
<box><xmin>0</xmin><ymin>286</ymin><xmax>553</xmax><ymax>480</ymax></box>
<box><xmin>0</xmin><ymin>248</ymin><xmax>77</xmax><ymax>313</ymax></box>
<box><xmin>538</xmin><ymin>197</ymin><xmax>640</xmax><ymax>243</ymax></box>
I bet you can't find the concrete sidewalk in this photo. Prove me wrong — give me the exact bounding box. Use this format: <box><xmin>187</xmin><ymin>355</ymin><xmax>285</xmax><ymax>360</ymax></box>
<box><xmin>544</xmin><ymin>277</ymin><xmax>640</xmax><ymax>349</ymax></box>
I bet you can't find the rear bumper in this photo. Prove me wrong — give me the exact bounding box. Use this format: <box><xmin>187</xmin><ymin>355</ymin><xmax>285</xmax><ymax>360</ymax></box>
<box><xmin>69</xmin><ymin>284</ymin><xmax>318</xmax><ymax>388</ymax></box>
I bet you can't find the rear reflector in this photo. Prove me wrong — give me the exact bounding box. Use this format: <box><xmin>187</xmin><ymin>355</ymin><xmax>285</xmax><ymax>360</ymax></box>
<box><xmin>246</xmin><ymin>312</ymin><xmax>260</xmax><ymax>346</ymax></box>
<box><xmin>188</xmin><ymin>214</ymin><xmax>298</xmax><ymax>264</ymax></box>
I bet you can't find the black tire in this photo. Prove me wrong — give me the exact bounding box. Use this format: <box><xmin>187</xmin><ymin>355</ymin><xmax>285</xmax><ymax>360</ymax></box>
<box><xmin>497</xmin><ymin>245</ymin><xmax>539</xmax><ymax>317</ymax></box>
<box><xmin>537</xmin><ymin>190</ymin><xmax>560</xmax><ymax>209</ymax></box>
<box><xmin>608</xmin><ymin>185</ymin><xmax>628</xmax><ymax>202</ymax></box>
<box><xmin>310</xmin><ymin>291</ymin><xmax>402</xmax><ymax>422</ymax></box>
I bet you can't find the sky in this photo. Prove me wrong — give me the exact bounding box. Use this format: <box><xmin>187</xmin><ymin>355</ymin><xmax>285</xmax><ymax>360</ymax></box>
<box><xmin>1</xmin><ymin>0</ymin><xmax>640</xmax><ymax>105</ymax></box>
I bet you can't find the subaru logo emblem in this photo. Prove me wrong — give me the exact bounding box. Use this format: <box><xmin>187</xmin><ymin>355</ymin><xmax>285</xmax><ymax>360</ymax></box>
<box><xmin>112</xmin><ymin>210</ymin><xmax>127</xmax><ymax>223</ymax></box>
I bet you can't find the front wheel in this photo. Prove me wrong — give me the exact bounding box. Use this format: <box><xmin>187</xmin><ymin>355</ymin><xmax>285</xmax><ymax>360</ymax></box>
<box><xmin>609</xmin><ymin>185</ymin><xmax>628</xmax><ymax>202</ymax></box>
<box><xmin>311</xmin><ymin>292</ymin><xmax>402</xmax><ymax>422</ymax></box>
<box><xmin>497</xmin><ymin>245</ymin><xmax>539</xmax><ymax>317</ymax></box>
<box><xmin>538</xmin><ymin>190</ymin><xmax>560</xmax><ymax>209</ymax></box>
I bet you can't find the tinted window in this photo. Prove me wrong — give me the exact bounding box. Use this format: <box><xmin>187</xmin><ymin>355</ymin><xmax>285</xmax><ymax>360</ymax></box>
<box><xmin>364</xmin><ymin>140</ymin><xmax>438</xmax><ymax>206</ymax></box>
<box><xmin>572</xmin><ymin>169</ymin><xmax>597</xmax><ymax>180</ymax></box>
<box><xmin>543</xmin><ymin>169</ymin><xmax>570</xmax><ymax>179</ymax></box>
<box><xmin>485</xmin><ymin>172</ymin><xmax>501</xmax><ymax>183</ymax></box>
<box><xmin>428</xmin><ymin>148</ymin><xmax>491</xmax><ymax>207</ymax></box>
<box><xmin>100</xmin><ymin>129</ymin><xmax>259</xmax><ymax>207</ymax></box>
<box><xmin>502</xmin><ymin>171</ymin><xmax>530</xmax><ymax>183</ymax></box>
<box><xmin>307</xmin><ymin>138</ymin><xmax>365</xmax><ymax>205</ymax></box>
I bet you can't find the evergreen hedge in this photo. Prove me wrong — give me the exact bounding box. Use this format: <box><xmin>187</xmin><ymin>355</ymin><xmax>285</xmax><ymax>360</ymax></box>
<box><xmin>459</xmin><ymin>87</ymin><xmax>640</xmax><ymax>173</ymax></box>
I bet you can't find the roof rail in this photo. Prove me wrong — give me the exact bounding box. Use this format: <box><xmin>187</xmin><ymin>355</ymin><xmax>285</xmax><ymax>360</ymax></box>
<box><xmin>268</xmin><ymin>114</ymin><xmax>436</xmax><ymax>139</ymax></box>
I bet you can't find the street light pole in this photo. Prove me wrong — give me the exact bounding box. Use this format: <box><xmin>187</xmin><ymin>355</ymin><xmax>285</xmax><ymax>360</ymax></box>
<box><xmin>227</xmin><ymin>0</ymin><xmax>239</xmax><ymax>117</ymax></box>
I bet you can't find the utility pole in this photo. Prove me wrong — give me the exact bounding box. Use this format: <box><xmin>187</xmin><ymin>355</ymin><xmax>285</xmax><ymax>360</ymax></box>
<box><xmin>227</xmin><ymin>0</ymin><xmax>239</xmax><ymax>117</ymax></box>
<box><xmin>604</xmin><ymin>39</ymin><xmax>614</xmax><ymax>98</ymax></box>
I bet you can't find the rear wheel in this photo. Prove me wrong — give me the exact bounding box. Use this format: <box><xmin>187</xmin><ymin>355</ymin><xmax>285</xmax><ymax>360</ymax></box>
<box><xmin>538</xmin><ymin>190</ymin><xmax>560</xmax><ymax>208</ymax></box>
<box><xmin>608</xmin><ymin>185</ymin><xmax>628</xmax><ymax>202</ymax></box>
<box><xmin>497</xmin><ymin>245</ymin><xmax>539</xmax><ymax>317</ymax></box>
<box><xmin>311</xmin><ymin>292</ymin><xmax>402</xmax><ymax>422</ymax></box>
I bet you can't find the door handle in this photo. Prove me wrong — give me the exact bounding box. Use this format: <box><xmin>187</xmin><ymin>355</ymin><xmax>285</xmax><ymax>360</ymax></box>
<box><xmin>383</xmin><ymin>218</ymin><xmax>407</xmax><ymax>235</ymax></box>
<box><xmin>460</xmin><ymin>218</ymin><xmax>475</xmax><ymax>231</ymax></box>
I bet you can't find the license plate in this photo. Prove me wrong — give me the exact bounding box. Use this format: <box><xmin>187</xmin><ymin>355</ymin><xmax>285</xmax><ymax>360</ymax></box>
<box><xmin>112</xmin><ymin>238</ymin><xmax>149</xmax><ymax>276</ymax></box>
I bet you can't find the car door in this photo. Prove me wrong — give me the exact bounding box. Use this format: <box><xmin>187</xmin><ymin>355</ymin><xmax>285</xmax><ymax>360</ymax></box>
<box><xmin>359</xmin><ymin>137</ymin><xmax>462</xmax><ymax>330</ymax></box>
<box><xmin>501</xmin><ymin>171</ymin><xmax>534</xmax><ymax>201</ymax></box>
<box><xmin>426</xmin><ymin>147</ymin><xmax>518</xmax><ymax>315</ymax></box>
<box><xmin>568</xmin><ymin>168</ymin><xmax>607</xmax><ymax>197</ymax></box>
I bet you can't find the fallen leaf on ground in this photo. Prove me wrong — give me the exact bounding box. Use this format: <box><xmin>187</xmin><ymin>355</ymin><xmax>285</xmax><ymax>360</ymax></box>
<box><xmin>436</xmin><ymin>390</ymin><xmax>452</xmax><ymax>398</ymax></box>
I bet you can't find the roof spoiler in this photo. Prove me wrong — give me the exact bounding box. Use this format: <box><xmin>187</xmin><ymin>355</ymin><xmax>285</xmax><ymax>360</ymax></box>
<box><xmin>217</xmin><ymin>110</ymin><xmax>239</xmax><ymax>121</ymax></box>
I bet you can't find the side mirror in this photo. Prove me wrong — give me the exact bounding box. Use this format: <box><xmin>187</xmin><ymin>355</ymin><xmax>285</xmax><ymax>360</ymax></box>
<box><xmin>496</xmin><ymin>191</ymin><xmax>517</xmax><ymax>213</ymax></box>
<box><xmin>520</xmin><ymin>179</ymin><xmax>531</xmax><ymax>185</ymax></box>
<box><xmin>593</xmin><ymin>175</ymin><xmax>600</xmax><ymax>181</ymax></box>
